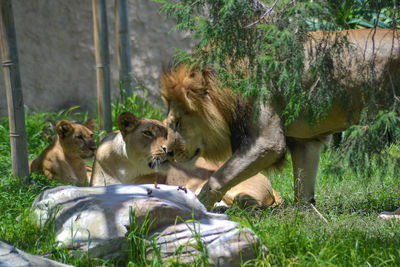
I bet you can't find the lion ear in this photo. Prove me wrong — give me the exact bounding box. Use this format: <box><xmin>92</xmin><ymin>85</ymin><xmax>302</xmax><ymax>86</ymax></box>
<box><xmin>117</xmin><ymin>112</ymin><xmax>139</xmax><ymax>136</ymax></box>
<box><xmin>184</xmin><ymin>67</ymin><xmax>214</xmax><ymax>103</ymax></box>
<box><xmin>84</xmin><ymin>118</ymin><xmax>96</xmax><ymax>131</ymax></box>
<box><xmin>202</xmin><ymin>67</ymin><xmax>216</xmax><ymax>87</ymax></box>
<box><xmin>56</xmin><ymin>120</ymin><xmax>74</xmax><ymax>138</ymax></box>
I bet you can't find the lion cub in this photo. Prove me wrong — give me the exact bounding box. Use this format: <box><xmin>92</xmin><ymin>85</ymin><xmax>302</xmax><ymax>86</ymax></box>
<box><xmin>29</xmin><ymin>118</ymin><xmax>96</xmax><ymax>185</ymax></box>
<box><xmin>90</xmin><ymin>112</ymin><xmax>170</xmax><ymax>186</ymax></box>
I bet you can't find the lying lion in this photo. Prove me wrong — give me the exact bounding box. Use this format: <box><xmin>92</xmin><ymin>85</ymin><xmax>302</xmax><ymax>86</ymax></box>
<box><xmin>91</xmin><ymin>112</ymin><xmax>281</xmax><ymax>207</ymax></box>
<box><xmin>167</xmin><ymin>157</ymin><xmax>281</xmax><ymax>207</ymax></box>
<box><xmin>159</xmin><ymin>28</ymin><xmax>400</xmax><ymax>209</ymax></box>
<box><xmin>29</xmin><ymin>118</ymin><xmax>96</xmax><ymax>186</ymax></box>
<box><xmin>90</xmin><ymin>112</ymin><xmax>170</xmax><ymax>186</ymax></box>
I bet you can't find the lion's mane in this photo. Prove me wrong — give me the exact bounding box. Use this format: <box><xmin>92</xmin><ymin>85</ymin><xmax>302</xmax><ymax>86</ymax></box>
<box><xmin>160</xmin><ymin>63</ymin><xmax>254</xmax><ymax>161</ymax></box>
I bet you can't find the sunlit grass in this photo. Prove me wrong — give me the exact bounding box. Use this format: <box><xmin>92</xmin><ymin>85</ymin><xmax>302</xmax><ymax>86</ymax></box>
<box><xmin>230</xmin><ymin>149</ymin><xmax>400</xmax><ymax>266</ymax></box>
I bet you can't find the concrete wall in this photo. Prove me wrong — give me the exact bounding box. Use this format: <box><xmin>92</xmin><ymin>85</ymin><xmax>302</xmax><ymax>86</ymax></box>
<box><xmin>0</xmin><ymin>0</ymin><xmax>193</xmax><ymax>117</ymax></box>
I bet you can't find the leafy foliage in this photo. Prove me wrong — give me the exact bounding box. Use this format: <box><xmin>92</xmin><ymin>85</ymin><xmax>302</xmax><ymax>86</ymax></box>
<box><xmin>332</xmin><ymin>109</ymin><xmax>400</xmax><ymax>177</ymax></box>
<box><xmin>156</xmin><ymin>0</ymin><xmax>400</xmax><ymax>174</ymax></box>
<box><xmin>327</xmin><ymin>0</ymin><xmax>400</xmax><ymax>29</ymax></box>
<box><xmin>324</xmin><ymin>0</ymin><xmax>400</xmax><ymax>175</ymax></box>
<box><xmin>158</xmin><ymin>0</ymin><xmax>347</xmax><ymax>124</ymax></box>
<box><xmin>158</xmin><ymin>0</ymin><xmax>399</xmax><ymax>115</ymax></box>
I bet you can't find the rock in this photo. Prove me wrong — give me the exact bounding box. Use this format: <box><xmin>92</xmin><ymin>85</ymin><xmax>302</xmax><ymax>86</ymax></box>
<box><xmin>378</xmin><ymin>207</ymin><xmax>400</xmax><ymax>220</ymax></box>
<box><xmin>32</xmin><ymin>184</ymin><xmax>267</xmax><ymax>265</ymax></box>
<box><xmin>0</xmin><ymin>241</ymin><xmax>72</xmax><ymax>267</ymax></box>
<box><xmin>153</xmin><ymin>219</ymin><xmax>265</xmax><ymax>266</ymax></box>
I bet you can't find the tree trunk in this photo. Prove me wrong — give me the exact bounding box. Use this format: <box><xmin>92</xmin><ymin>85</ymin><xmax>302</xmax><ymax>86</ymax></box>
<box><xmin>0</xmin><ymin>0</ymin><xmax>29</xmax><ymax>180</ymax></box>
<box><xmin>115</xmin><ymin>0</ymin><xmax>133</xmax><ymax>99</ymax></box>
<box><xmin>92</xmin><ymin>0</ymin><xmax>112</xmax><ymax>132</ymax></box>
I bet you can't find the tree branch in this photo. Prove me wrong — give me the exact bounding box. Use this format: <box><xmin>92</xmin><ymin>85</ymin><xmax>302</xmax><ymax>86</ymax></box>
<box><xmin>246</xmin><ymin>0</ymin><xmax>279</xmax><ymax>28</ymax></box>
<box><xmin>311</xmin><ymin>203</ymin><xmax>328</xmax><ymax>224</ymax></box>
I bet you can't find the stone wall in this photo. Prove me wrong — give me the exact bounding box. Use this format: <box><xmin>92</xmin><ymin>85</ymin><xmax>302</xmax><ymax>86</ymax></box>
<box><xmin>0</xmin><ymin>0</ymin><xmax>193</xmax><ymax>117</ymax></box>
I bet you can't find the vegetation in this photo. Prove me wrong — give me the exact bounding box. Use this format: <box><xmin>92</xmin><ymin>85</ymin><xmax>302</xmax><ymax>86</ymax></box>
<box><xmin>156</xmin><ymin>0</ymin><xmax>400</xmax><ymax>176</ymax></box>
<box><xmin>327</xmin><ymin>0</ymin><xmax>400</xmax><ymax>29</ymax></box>
<box><xmin>157</xmin><ymin>0</ymin><xmax>398</xmax><ymax>120</ymax></box>
<box><xmin>324</xmin><ymin>0</ymin><xmax>400</xmax><ymax>177</ymax></box>
<box><xmin>1</xmin><ymin>96</ymin><xmax>399</xmax><ymax>265</ymax></box>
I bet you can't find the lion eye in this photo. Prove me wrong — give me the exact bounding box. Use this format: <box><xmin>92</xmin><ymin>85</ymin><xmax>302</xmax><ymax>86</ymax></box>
<box><xmin>173</xmin><ymin>119</ymin><xmax>180</xmax><ymax>131</ymax></box>
<box><xmin>77</xmin><ymin>135</ymin><xmax>84</xmax><ymax>140</ymax></box>
<box><xmin>143</xmin><ymin>131</ymin><xmax>154</xmax><ymax>138</ymax></box>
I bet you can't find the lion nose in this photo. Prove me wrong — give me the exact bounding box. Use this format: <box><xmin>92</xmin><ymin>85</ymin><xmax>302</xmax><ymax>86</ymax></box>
<box><xmin>162</xmin><ymin>145</ymin><xmax>174</xmax><ymax>158</ymax></box>
<box><xmin>167</xmin><ymin>150</ymin><xmax>174</xmax><ymax>158</ymax></box>
<box><xmin>89</xmin><ymin>143</ymin><xmax>97</xmax><ymax>151</ymax></box>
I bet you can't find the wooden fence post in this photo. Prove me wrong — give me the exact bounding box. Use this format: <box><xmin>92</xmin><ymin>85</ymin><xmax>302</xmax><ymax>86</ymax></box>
<box><xmin>92</xmin><ymin>0</ymin><xmax>112</xmax><ymax>132</ymax></box>
<box><xmin>0</xmin><ymin>0</ymin><xmax>29</xmax><ymax>180</ymax></box>
<box><xmin>115</xmin><ymin>0</ymin><xmax>133</xmax><ymax>98</ymax></box>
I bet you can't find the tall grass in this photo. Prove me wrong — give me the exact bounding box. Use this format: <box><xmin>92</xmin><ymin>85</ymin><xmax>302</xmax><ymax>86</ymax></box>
<box><xmin>0</xmin><ymin>96</ymin><xmax>399</xmax><ymax>266</ymax></box>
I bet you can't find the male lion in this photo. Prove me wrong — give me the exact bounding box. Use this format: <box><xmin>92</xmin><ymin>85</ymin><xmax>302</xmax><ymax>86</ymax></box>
<box><xmin>90</xmin><ymin>112</ymin><xmax>281</xmax><ymax>207</ymax></box>
<box><xmin>29</xmin><ymin>118</ymin><xmax>96</xmax><ymax>185</ymax></box>
<box><xmin>160</xmin><ymin>28</ymin><xmax>400</xmax><ymax>209</ymax></box>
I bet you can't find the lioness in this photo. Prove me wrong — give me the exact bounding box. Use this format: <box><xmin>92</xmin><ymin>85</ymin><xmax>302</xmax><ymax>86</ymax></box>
<box><xmin>29</xmin><ymin>118</ymin><xmax>96</xmax><ymax>185</ymax></box>
<box><xmin>167</xmin><ymin>157</ymin><xmax>281</xmax><ymax>207</ymax></box>
<box><xmin>90</xmin><ymin>112</ymin><xmax>170</xmax><ymax>186</ymax></box>
<box><xmin>91</xmin><ymin>112</ymin><xmax>281</xmax><ymax>207</ymax></box>
<box><xmin>160</xmin><ymin>28</ymin><xmax>400</xmax><ymax>209</ymax></box>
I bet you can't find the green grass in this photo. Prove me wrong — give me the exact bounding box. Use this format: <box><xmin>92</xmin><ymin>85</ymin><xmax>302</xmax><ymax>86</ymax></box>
<box><xmin>228</xmin><ymin>150</ymin><xmax>400</xmax><ymax>266</ymax></box>
<box><xmin>0</xmin><ymin>97</ymin><xmax>399</xmax><ymax>266</ymax></box>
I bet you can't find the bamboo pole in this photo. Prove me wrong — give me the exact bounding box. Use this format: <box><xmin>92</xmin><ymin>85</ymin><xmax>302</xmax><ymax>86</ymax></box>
<box><xmin>0</xmin><ymin>0</ymin><xmax>29</xmax><ymax>180</ymax></box>
<box><xmin>115</xmin><ymin>0</ymin><xmax>133</xmax><ymax>98</ymax></box>
<box><xmin>92</xmin><ymin>0</ymin><xmax>112</xmax><ymax>132</ymax></box>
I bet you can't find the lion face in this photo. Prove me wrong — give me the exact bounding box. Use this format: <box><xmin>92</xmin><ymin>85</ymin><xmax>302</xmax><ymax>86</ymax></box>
<box><xmin>117</xmin><ymin>112</ymin><xmax>170</xmax><ymax>171</ymax></box>
<box><xmin>160</xmin><ymin>63</ymin><xmax>233</xmax><ymax>163</ymax></box>
<box><xmin>165</xmin><ymin>101</ymin><xmax>205</xmax><ymax>163</ymax></box>
<box><xmin>56</xmin><ymin>118</ymin><xmax>97</xmax><ymax>159</ymax></box>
